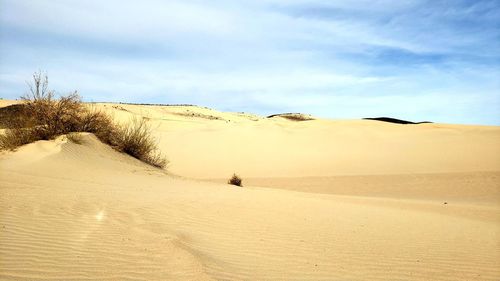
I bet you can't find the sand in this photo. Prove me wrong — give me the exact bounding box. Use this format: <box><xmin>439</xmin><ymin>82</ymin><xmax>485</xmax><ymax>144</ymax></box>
<box><xmin>1</xmin><ymin>101</ymin><xmax>499</xmax><ymax>280</ymax></box>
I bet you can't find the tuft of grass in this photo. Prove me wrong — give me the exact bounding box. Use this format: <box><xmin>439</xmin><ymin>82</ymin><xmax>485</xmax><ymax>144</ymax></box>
<box><xmin>228</xmin><ymin>173</ymin><xmax>243</xmax><ymax>187</ymax></box>
<box><xmin>0</xmin><ymin>71</ymin><xmax>168</xmax><ymax>169</ymax></box>
<box><xmin>0</xmin><ymin>72</ymin><xmax>86</xmax><ymax>147</ymax></box>
<box><xmin>21</xmin><ymin>72</ymin><xmax>83</xmax><ymax>140</ymax></box>
<box><xmin>79</xmin><ymin>107</ymin><xmax>117</xmax><ymax>145</ymax></box>
<box><xmin>0</xmin><ymin>127</ymin><xmax>37</xmax><ymax>150</ymax></box>
<box><xmin>113</xmin><ymin>117</ymin><xmax>168</xmax><ymax>168</ymax></box>
<box><xmin>66</xmin><ymin>132</ymin><xmax>83</xmax><ymax>144</ymax></box>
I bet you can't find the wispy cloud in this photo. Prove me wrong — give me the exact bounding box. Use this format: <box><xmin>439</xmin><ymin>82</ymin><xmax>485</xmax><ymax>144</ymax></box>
<box><xmin>0</xmin><ymin>0</ymin><xmax>499</xmax><ymax>124</ymax></box>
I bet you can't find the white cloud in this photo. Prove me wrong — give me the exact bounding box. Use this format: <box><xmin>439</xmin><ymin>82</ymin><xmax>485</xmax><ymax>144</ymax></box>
<box><xmin>0</xmin><ymin>0</ymin><xmax>499</xmax><ymax>124</ymax></box>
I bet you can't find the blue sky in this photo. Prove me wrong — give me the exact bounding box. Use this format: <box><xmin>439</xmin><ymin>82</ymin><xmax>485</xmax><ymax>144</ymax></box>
<box><xmin>1</xmin><ymin>0</ymin><xmax>499</xmax><ymax>125</ymax></box>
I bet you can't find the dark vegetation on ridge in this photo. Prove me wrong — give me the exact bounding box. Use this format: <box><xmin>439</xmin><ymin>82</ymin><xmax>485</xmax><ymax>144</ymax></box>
<box><xmin>91</xmin><ymin>101</ymin><xmax>208</xmax><ymax>108</ymax></box>
<box><xmin>0</xmin><ymin>104</ymin><xmax>25</xmax><ymax>129</ymax></box>
<box><xmin>0</xmin><ymin>72</ymin><xmax>167</xmax><ymax>168</ymax></box>
<box><xmin>267</xmin><ymin>113</ymin><xmax>315</xmax><ymax>121</ymax></box>
<box><xmin>363</xmin><ymin>117</ymin><xmax>432</xmax><ymax>124</ymax></box>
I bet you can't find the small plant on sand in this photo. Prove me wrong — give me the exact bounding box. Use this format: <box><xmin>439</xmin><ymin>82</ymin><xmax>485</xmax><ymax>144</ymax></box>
<box><xmin>23</xmin><ymin>72</ymin><xmax>84</xmax><ymax>139</ymax></box>
<box><xmin>0</xmin><ymin>127</ymin><xmax>38</xmax><ymax>150</ymax></box>
<box><xmin>0</xmin><ymin>71</ymin><xmax>167</xmax><ymax>169</ymax></box>
<box><xmin>0</xmin><ymin>72</ymin><xmax>83</xmax><ymax>148</ymax></box>
<box><xmin>66</xmin><ymin>132</ymin><xmax>83</xmax><ymax>144</ymax></box>
<box><xmin>228</xmin><ymin>173</ymin><xmax>243</xmax><ymax>186</ymax></box>
<box><xmin>113</xmin><ymin>117</ymin><xmax>168</xmax><ymax>168</ymax></box>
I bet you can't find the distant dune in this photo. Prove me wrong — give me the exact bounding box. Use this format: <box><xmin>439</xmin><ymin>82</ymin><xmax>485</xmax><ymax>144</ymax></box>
<box><xmin>1</xmin><ymin>100</ymin><xmax>500</xmax><ymax>280</ymax></box>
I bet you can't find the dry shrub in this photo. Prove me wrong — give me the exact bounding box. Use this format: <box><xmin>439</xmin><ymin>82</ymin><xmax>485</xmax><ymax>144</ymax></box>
<box><xmin>78</xmin><ymin>108</ymin><xmax>167</xmax><ymax>168</ymax></box>
<box><xmin>0</xmin><ymin>71</ymin><xmax>167</xmax><ymax>169</ymax></box>
<box><xmin>0</xmin><ymin>128</ymin><xmax>38</xmax><ymax>150</ymax></box>
<box><xmin>66</xmin><ymin>132</ymin><xmax>83</xmax><ymax>144</ymax></box>
<box><xmin>20</xmin><ymin>73</ymin><xmax>83</xmax><ymax>140</ymax></box>
<box><xmin>113</xmin><ymin>117</ymin><xmax>167</xmax><ymax>168</ymax></box>
<box><xmin>79</xmin><ymin>107</ymin><xmax>117</xmax><ymax>144</ymax></box>
<box><xmin>228</xmin><ymin>173</ymin><xmax>242</xmax><ymax>186</ymax></box>
<box><xmin>0</xmin><ymin>73</ymin><xmax>84</xmax><ymax>147</ymax></box>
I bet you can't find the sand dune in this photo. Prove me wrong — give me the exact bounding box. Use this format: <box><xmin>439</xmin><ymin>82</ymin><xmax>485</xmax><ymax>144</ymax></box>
<box><xmin>119</xmin><ymin>104</ymin><xmax>500</xmax><ymax>179</ymax></box>
<box><xmin>1</xmin><ymin>102</ymin><xmax>500</xmax><ymax>280</ymax></box>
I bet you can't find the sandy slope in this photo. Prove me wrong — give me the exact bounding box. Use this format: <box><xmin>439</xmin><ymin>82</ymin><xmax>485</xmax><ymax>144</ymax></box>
<box><xmin>1</xmin><ymin>102</ymin><xmax>500</xmax><ymax>280</ymax></box>
<box><xmin>87</xmin><ymin>103</ymin><xmax>500</xmax><ymax>179</ymax></box>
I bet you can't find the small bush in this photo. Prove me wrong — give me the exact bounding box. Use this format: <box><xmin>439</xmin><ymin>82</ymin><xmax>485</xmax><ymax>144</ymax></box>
<box><xmin>66</xmin><ymin>132</ymin><xmax>83</xmax><ymax>144</ymax></box>
<box><xmin>21</xmin><ymin>73</ymin><xmax>83</xmax><ymax>139</ymax></box>
<box><xmin>0</xmin><ymin>127</ymin><xmax>37</xmax><ymax>150</ymax></box>
<box><xmin>113</xmin><ymin>117</ymin><xmax>168</xmax><ymax>168</ymax></box>
<box><xmin>79</xmin><ymin>107</ymin><xmax>117</xmax><ymax>144</ymax></box>
<box><xmin>0</xmin><ymin>72</ymin><xmax>86</xmax><ymax>148</ymax></box>
<box><xmin>228</xmin><ymin>173</ymin><xmax>242</xmax><ymax>186</ymax></box>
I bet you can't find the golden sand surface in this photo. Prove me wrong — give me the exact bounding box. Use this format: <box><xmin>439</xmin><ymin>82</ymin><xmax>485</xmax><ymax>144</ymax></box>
<box><xmin>1</xmin><ymin>101</ymin><xmax>499</xmax><ymax>280</ymax></box>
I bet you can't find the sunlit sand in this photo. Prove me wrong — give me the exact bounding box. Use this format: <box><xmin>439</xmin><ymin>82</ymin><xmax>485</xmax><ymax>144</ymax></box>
<box><xmin>1</xmin><ymin>101</ymin><xmax>499</xmax><ymax>280</ymax></box>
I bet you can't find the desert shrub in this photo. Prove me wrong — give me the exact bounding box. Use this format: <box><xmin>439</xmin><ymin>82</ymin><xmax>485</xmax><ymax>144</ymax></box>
<box><xmin>66</xmin><ymin>132</ymin><xmax>83</xmax><ymax>144</ymax></box>
<box><xmin>0</xmin><ymin>104</ymin><xmax>37</xmax><ymax>149</ymax></box>
<box><xmin>20</xmin><ymin>72</ymin><xmax>84</xmax><ymax>139</ymax></box>
<box><xmin>0</xmin><ymin>72</ymin><xmax>85</xmax><ymax>148</ymax></box>
<box><xmin>113</xmin><ymin>117</ymin><xmax>167</xmax><ymax>168</ymax></box>
<box><xmin>141</xmin><ymin>150</ymin><xmax>168</xmax><ymax>169</ymax></box>
<box><xmin>0</xmin><ymin>71</ymin><xmax>167</xmax><ymax>169</ymax></box>
<box><xmin>77</xmin><ymin>109</ymin><xmax>167</xmax><ymax>168</ymax></box>
<box><xmin>0</xmin><ymin>127</ymin><xmax>38</xmax><ymax>150</ymax></box>
<box><xmin>228</xmin><ymin>173</ymin><xmax>242</xmax><ymax>186</ymax></box>
<box><xmin>79</xmin><ymin>107</ymin><xmax>118</xmax><ymax>144</ymax></box>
